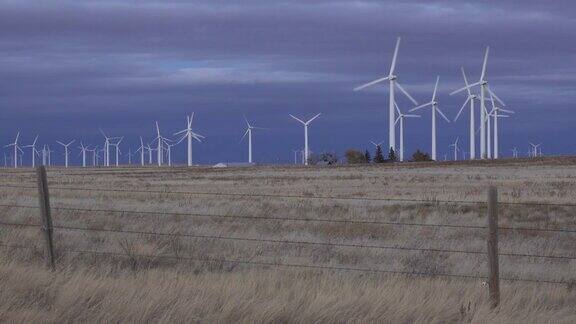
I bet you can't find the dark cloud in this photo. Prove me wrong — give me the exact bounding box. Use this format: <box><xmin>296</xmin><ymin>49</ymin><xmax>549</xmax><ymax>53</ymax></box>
<box><xmin>1</xmin><ymin>0</ymin><xmax>575</xmax><ymax>164</ymax></box>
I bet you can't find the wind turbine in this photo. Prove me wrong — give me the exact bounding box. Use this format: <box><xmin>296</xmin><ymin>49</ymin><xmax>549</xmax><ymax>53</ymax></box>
<box><xmin>166</xmin><ymin>142</ymin><xmax>177</xmax><ymax>167</ymax></box>
<box><xmin>135</xmin><ymin>137</ymin><xmax>146</xmax><ymax>166</ymax></box>
<box><xmin>394</xmin><ymin>102</ymin><xmax>420</xmax><ymax>162</ymax></box>
<box><xmin>529</xmin><ymin>142</ymin><xmax>541</xmax><ymax>158</ymax></box>
<box><xmin>453</xmin><ymin>67</ymin><xmax>479</xmax><ymax>160</ymax></box>
<box><xmin>354</xmin><ymin>37</ymin><xmax>418</xmax><ymax>153</ymax></box>
<box><xmin>23</xmin><ymin>135</ymin><xmax>40</xmax><ymax>167</ymax></box>
<box><xmin>240</xmin><ymin>116</ymin><xmax>267</xmax><ymax>164</ymax></box>
<box><xmin>174</xmin><ymin>113</ymin><xmax>205</xmax><ymax>167</ymax></box>
<box><xmin>99</xmin><ymin>129</ymin><xmax>120</xmax><ymax>167</ymax></box>
<box><xmin>290</xmin><ymin>113</ymin><xmax>321</xmax><ymax>166</ymax></box>
<box><xmin>78</xmin><ymin>142</ymin><xmax>89</xmax><ymax>167</ymax></box>
<box><xmin>488</xmin><ymin>92</ymin><xmax>514</xmax><ymax>159</ymax></box>
<box><xmin>370</xmin><ymin>140</ymin><xmax>384</xmax><ymax>149</ymax></box>
<box><xmin>110</xmin><ymin>137</ymin><xmax>123</xmax><ymax>167</ymax></box>
<box><xmin>146</xmin><ymin>144</ymin><xmax>154</xmax><ymax>164</ymax></box>
<box><xmin>450</xmin><ymin>47</ymin><xmax>505</xmax><ymax>159</ymax></box>
<box><xmin>5</xmin><ymin>132</ymin><xmax>22</xmax><ymax>168</ymax></box>
<box><xmin>511</xmin><ymin>147</ymin><xmax>519</xmax><ymax>158</ymax></box>
<box><xmin>449</xmin><ymin>137</ymin><xmax>460</xmax><ymax>161</ymax></box>
<box><xmin>56</xmin><ymin>140</ymin><xmax>75</xmax><ymax>168</ymax></box>
<box><xmin>410</xmin><ymin>76</ymin><xmax>450</xmax><ymax>161</ymax></box>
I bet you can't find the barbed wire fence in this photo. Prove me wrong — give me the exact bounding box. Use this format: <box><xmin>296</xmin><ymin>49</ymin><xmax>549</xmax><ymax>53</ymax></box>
<box><xmin>1</xmin><ymin>166</ymin><xmax>576</xmax><ymax>308</ymax></box>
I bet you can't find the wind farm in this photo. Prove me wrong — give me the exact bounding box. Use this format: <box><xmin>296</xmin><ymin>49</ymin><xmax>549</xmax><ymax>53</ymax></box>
<box><xmin>1</xmin><ymin>1</ymin><xmax>576</xmax><ymax>322</ymax></box>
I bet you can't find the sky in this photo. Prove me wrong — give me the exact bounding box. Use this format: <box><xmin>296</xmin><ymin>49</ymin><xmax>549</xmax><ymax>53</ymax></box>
<box><xmin>1</xmin><ymin>0</ymin><xmax>576</xmax><ymax>165</ymax></box>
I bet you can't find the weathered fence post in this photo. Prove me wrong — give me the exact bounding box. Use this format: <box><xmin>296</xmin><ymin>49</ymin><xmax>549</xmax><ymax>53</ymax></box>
<box><xmin>487</xmin><ymin>186</ymin><xmax>500</xmax><ymax>308</ymax></box>
<box><xmin>36</xmin><ymin>166</ymin><xmax>55</xmax><ymax>270</ymax></box>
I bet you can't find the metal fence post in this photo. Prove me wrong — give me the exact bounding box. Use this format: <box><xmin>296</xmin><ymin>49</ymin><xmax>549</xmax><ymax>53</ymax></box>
<box><xmin>36</xmin><ymin>166</ymin><xmax>55</xmax><ymax>270</ymax></box>
<box><xmin>487</xmin><ymin>186</ymin><xmax>500</xmax><ymax>308</ymax></box>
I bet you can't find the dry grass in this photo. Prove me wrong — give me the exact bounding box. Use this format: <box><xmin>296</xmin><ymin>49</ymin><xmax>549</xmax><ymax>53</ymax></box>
<box><xmin>2</xmin><ymin>158</ymin><xmax>576</xmax><ymax>322</ymax></box>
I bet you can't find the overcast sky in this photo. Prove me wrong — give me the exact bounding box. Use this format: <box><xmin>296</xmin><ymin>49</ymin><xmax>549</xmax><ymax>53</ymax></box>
<box><xmin>1</xmin><ymin>0</ymin><xmax>575</xmax><ymax>165</ymax></box>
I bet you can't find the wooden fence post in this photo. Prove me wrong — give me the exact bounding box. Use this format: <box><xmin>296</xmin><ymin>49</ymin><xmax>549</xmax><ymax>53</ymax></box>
<box><xmin>36</xmin><ymin>166</ymin><xmax>55</xmax><ymax>270</ymax></box>
<box><xmin>487</xmin><ymin>186</ymin><xmax>500</xmax><ymax>308</ymax></box>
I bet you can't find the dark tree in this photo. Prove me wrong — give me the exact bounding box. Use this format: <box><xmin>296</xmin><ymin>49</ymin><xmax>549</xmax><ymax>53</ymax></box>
<box><xmin>411</xmin><ymin>149</ymin><xmax>432</xmax><ymax>162</ymax></box>
<box><xmin>364</xmin><ymin>149</ymin><xmax>371</xmax><ymax>163</ymax></box>
<box><xmin>345</xmin><ymin>149</ymin><xmax>366</xmax><ymax>164</ymax></box>
<box><xmin>374</xmin><ymin>145</ymin><xmax>385</xmax><ymax>163</ymax></box>
<box><xmin>388</xmin><ymin>147</ymin><xmax>397</xmax><ymax>162</ymax></box>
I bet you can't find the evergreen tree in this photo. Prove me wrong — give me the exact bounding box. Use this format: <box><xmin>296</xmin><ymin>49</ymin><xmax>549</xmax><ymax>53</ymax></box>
<box><xmin>374</xmin><ymin>145</ymin><xmax>385</xmax><ymax>163</ymax></box>
<box><xmin>364</xmin><ymin>149</ymin><xmax>371</xmax><ymax>163</ymax></box>
<box><xmin>388</xmin><ymin>147</ymin><xmax>397</xmax><ymax>162</ymax></box>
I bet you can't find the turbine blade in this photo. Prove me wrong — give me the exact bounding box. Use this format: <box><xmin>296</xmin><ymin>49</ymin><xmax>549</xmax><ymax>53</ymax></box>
<box><xmin>395</xmin><ymin>82</ymin><xmax>418</xmax><ymax>105</ymax></box>
<box><xmin>450</xmin><ymin>81</ymin><xmax>481</xmax><ymax>96</ymax></box>
<box><xmin>289</xmin><ymin>114</ymin><xmax>306</xmax><ymax>124</ymax></box>
<box><xmin>243</xmin><ymin>115</ymin><xmax>251</xmax><ymax>128</ymax></box>
<box><xmin>432</xmin><ymin>76</ymin><xmax>440</xmax><ymax>101</ymax></box>
<box><xmin>306</xmin><ymin>113</ymin><xmax>322</xmax><ymax>124</ymax></box>
<box><xmin>461</xmin><ymin>67</ymin><xmax>472</xmax><ymax>96</ymax></box>
<box><xmin>405</xmin><ymin>114</ymin><xmax>420</xmax><ymax>118</ymax></box>
<box><xmin>500</xmin><ymin>108</ymin><xmax>515</xmax><ymax>114</ymax></box>
<box><xmin>389</xmin><ymin>37</ymin><xmax>401</xmax><ymax>76</ymax></box>
<box><xmin>436</xmin><ymin>107</ymin><xmax>450</xmax><ymax>123</ymax></box>
<box><xmin>394</xmin><ymin>116</ymin><xmax>401</xmax><ymax>126</ymax></box>
<box><xmin>239</xmin><ymin>129</ymin><xmax>249</xmax><ymax>143</ymax></box>
<box><xmin>454</xmin><ymin>97</ymin><xmax>471</xmax><ymax>121</ymax></box>
<box><xmin>487</xmin><ymin>87</ymin><xmax>505</xmax><ymax>106</ymax></box>
<box><xmin>409</xmin><ymin>102</ymin><xmax>432</xmax><ymax>112</ymax></box>
<box><xmin>394</xmin><ymin>101</ymin><xmax>401</xmax><ymax>116</ymax></box>
<box><xmin>481</xmin><ymin>46</ymin><xmax>490</xmax><ymax>81</ymax></box>
<box><xmin>353</xmin><ymin>76</ymin><xmax>390</xmax><ymax>91</ymax></box>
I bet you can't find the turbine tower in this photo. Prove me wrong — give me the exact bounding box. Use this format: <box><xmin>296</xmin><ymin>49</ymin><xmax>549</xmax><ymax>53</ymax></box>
<box><xmin>290</xmin><ymin>113</ymin><xmax>321</xmax><ymax>166</ymax></box>
<box><xmin>174</xmin><ymin>113</ymin><xmax>205</xmax><ymax>167</ymax></box>
<box><xmin>354</xmin><ymin>37</ymin><xmax>418</xmax><ymax>153</ymax></box>
<box><xmin>394</xmin><ymin>102</ymin><xmax>420</xmax><ymax>162</ymax></box>
<box><xmin>57</xmin><ymin>140</ymin><xmax>75</xmax><ymax>168</ymax></box>
<box><xmin>23</xmin><ymin>135</ymin><xmax>39</xmax><ymax>167</ymax></box>
<box><xmin>5</xmin><ymin>132</ymin><xmax>22</xmax><ymax>169</ymax></box>
<box><xmin>410</xmin><ymin>76</ymin><xmax>450</xmax><ymax>161</ymax></box>
<box><xmin>453</xmin><ymin>67</ymin><xmax>479</xmax><ymax>160</ymax></box>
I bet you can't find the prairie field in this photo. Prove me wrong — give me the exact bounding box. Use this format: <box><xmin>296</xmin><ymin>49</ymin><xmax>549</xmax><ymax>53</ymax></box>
<box><xmin>2</xmin><ymin>157</ymin><xmax>576</xmax><ymax>323</ymax></box>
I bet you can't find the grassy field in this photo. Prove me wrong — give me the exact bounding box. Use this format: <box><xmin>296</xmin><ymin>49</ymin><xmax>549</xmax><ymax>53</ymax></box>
<box><xmin>1</xmin><ymin>158</ymin><xmax>576</xmax><ymax>322</ymax></box>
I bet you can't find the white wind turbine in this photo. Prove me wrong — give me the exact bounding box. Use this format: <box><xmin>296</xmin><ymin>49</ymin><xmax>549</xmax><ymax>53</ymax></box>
<box><xmin>240</xmin><ymin>116</ymin><xmax>267</xmax><ymax>164</ymax></box>
<box><xmin>57</xmin><ymin>140</ymin><xmax>75</xmax><ymax>168</ymax></box>
<box><xmin>166</xmin><ymin>142</ymin><xmax>177</xmax><ymax>167</ymax></box>
<box><xmin>449</xmin><ymin>137</ymin><xmax>460</xmax><ymax>161</ymax></box>
<box><xmin>153</xmin><ymin>122</ymin><xmax>167</xmax><ymax>166</ymax></box>
<box><xmin>410</xmin><ymin>76</ymin><xmax>450</xmax><ymax>161</ymax></box>
<box><xmin>23</xmin><ymin>135</ymin><xmax>40</xmax><ymax>167</ymax></box>
<box><xmin>394</xmin><ymin>102</ymin><xmax>420</xmax><ymax>162</ymax></box>
<box><xmin>354</xmin><ymin>37</ymin><xmax>418</xmax><ymax>153</ymax></box>
<box><xmin>511</xmin><ymin>147</ymin><xmax>519</xmax><ymax>158</ymax></box>
<box><xmin>450</xmin><ymin>47</ymin><xmax>505</xmax><ymax>159</ymax></box>
<box><xmin>146</xmin><ymin>144</ymin><xmax>154</xmax><ymax>164</ymax></box>
<box><xmin>110</xmin><ymin>137</ymin><xmax>123</xmax><ymax>167</ymax></box>
<box><xmin>290</xmin><ymin>113</ymin><xmax>321</xmax><ymax>166</ymax></box>
<box><xmin>135</xmin><ymin>137</ymin><xmax>146</xmax><ymax>166</ymax></box>
<box><xmin>453</xmin><ymin>67</ymin><xmax>479</xmax><ymax>160</ymax></box>
<box><xmin>78</xmin><ymin>142</ymin><xmax>89</xmax><ymax>167</ymax></box>
<box><xmin>99</xmin><ymin>129</ymin><xmax>120</xmax><ymax>167</ymax></box>
<box><xmin>488</xmin><ymin>92</ymin><xmax>514</xmax><ymax>159</ymax></box>
<box><xmin>174</xmin><ymin>113</ymin><xmax>205</xmax><ymax>167</ymax></box>
<box><xmin>529</xmin><ymin>142</ymin><xmax>541</xmax><ymax>158</ymax></box>
<box><xmin>5</xmin><ymin>132</ymin><xmax>22</xmax><ymax>168</ymax></box>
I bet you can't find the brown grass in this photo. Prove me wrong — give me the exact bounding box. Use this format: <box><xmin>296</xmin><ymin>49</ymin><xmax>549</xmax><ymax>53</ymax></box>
<box><xmin>2</xmin><ymin>158</ymin><xmax>576</xmax><ymax>322</ymax></box>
